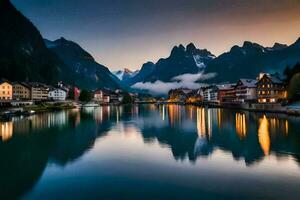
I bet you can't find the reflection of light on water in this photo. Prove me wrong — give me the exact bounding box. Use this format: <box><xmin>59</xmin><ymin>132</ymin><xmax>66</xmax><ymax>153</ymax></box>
<box><xmin>196</xmin><ymin>108</ymin><xmax>206</xmax><ymax>138</ymax></box>
<box><xmin>269</xmin><ymin>117</ymin><xmax>289</xmax><ymax>136</ymax></box>
<box><xmin>162</xmin><ymin>105</ymin><xmax>165</xmax><ymax>121</ymax></box>
<box><xmin>285</xmin><ymin>120</ymin><xmax>289</xmax><ymax>135</ymax></box>
<box><xmin>236</xmin><ymin>113</ymin><xmax>247</xmax><ymax>138</ymax></box>
<box><xmin>116</xmin><ymin>107</ymin><xmax>120</xmax><ymax>123</ymax></box>
<box><xmin>0</xmin><ymin>121</ymin><xmax>13</xmax><ymax>142</ymax></box>
<box><xmin>186</xmin><ymin>106</ymin><xmax>194</xmax><ymax>120</ymax></box>
<box><xmin>168</xmin><ymin>105</ymin><xmax>181</xmax><ymax>126</ymax></box>
<box><xmin>94</xmin><ymin>107</ymin><xmax>103</xmax><ymax>123</ymax></box>
<box><xmin>217</xmin><ymin>109</ymin><xmax>221</xmax><ymax>129</ymax></box>
<box><xmin>258</xmin><ymin>115</ymin><xmax>270</xmax><ymax>156</ymax></box>
<box><xmin>207</xmin><ymin>109</ymin><xmax>212</xmax><ymax>138</ymax></box>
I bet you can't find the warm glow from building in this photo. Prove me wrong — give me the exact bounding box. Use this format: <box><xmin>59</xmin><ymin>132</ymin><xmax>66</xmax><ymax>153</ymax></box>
<box><xmin>168</xmin><ymin>105</ymin><xmax>181</xmax><ymax>126</ymax></box>
<box><xmin>235</xmin><ymin>113</ymin><xmax>247</xmax><ymax>138</ymax></box>
<box><xmin>258</xmin><ymin>115</ymin><xmax>270</xmax><ymax>156</ymax></box>
<box><xmin>196</xmin><ymin>107</ymin><xmax>206</xmax><ymax>138</ymax></box>
<box><xmin>0</xmin><ymin>121</ymin><xmax>13</xmax><ymax>142</ymax></box>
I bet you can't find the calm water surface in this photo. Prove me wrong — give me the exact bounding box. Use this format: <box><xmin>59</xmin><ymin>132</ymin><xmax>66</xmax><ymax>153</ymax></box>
<box><xmin>1</xmin><ymin>105</ymin><xmax>300</xmax><ymax>199</ymax></box>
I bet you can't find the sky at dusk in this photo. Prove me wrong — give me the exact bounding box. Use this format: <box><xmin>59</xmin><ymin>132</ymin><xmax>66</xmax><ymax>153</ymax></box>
<box><xmin>11</xmin><ymin>0</ymin><xmax>300</xmax><ymax>71</ymax></box>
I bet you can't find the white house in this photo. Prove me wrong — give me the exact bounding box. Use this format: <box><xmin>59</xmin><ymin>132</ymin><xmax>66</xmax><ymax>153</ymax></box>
<box><xmin>93</xmin><ymin>90</ymin><xmax>104</xmax><ymax>102</ymax></box>
<box><xmin>202</xmin><ymin>85</ymin><xmax>219</xmax><ymax>103</ymax></box>
<box><xmin>235</xmin><ymin>79</ymin><xmax>257</xmax><ymax>103</ymax></box>
<box><xmin>48</xmin><ymin>88</ymin><xmax>67</xmax><ymax>101</ymax></box>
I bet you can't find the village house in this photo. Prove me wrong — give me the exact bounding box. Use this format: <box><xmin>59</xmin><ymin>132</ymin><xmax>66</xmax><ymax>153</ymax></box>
<box><xmin>235</xmin><ymin>79</ymin><xmax>257</xmax><ymax>103</ymax></box>
<box><xmin>28</xmin><ymin>82</ymin><xmax>50</xmax><ymax>101</ymax></box>
<box><xmin>202</xmin><ymin>85</ymin><xmax>219</xmax><ymax>103</ymax></box>
<box><xmin>73</xmin><ymin>87</ymin><xmax>80</xmax><ymax>101</ymax></box>
<box><xmin>168</xmin><ymin>88</ymin><xmax>193</xmax><ymax>102</ymax></box>
<box><xmin>93</xmin><ymin>89</ymin><xmax>104</xmax><ymax>102</ymax></box>
<box><xmin>48</xmin><ymin>88</ymin><xmax>67</xmax><ymax>101</ymax></box>
<box><xmin>0</xmin><ymin>79</ymin><xmax>13</xmax><ymax>100</ymax></box>
<box><xmin>185</xmin><ymin>89</ymin><xmax>203</xmax><ymax>103</ymax></box>
<box><xmin>217</xmin><ymin>84</ymin><xmax>236</xmax><ymax>103</ymax></box>
<box><xmin>256</xmin><ymin>73</ymin><xmax>287</xmax><ymax>103</ymax></box>
<box><xmin>12</xmin><ymin>82</ymin><xmax>31</xmax><ymax>100</ymax></box>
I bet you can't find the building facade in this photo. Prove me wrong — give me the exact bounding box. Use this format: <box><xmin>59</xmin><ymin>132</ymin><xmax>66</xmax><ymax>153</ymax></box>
<box><xmin>93</xmin><ymin>90</ymin><xmax>104</xmax><ymax>102</ymax></box>
<box><xmin>48</xmin><ymin>88</ymin><xmax>67</xmax><ymax>101</ymax></box>
<box><xmin>235</xmin><ymin>79</ymin><xmax>257</xmax><ymax>102</ymax></box>
<box><xmin>217</xmin><ymin>84</ymin><xmax>236</xmax><ymax>103</ymax></box>
<box><xmin>12</xmin><ymin>82</ymin><xmax>31</xmax><ymax>100</ymax></box>
<box><xmin>0</xmin><ymin>80</ymin><xmax>12</xmax><ymax>100</ymax></box>
<box><xmin>202</xmin><ymin>85</ymin><xmax>219</xmax><ymax>103</ymax></box>
<box><xmin>29</xmin><ymin>83</ymin><xmax>50</xmax><ymax>100</ymax></box>
<box><xmin>256</xmin><ymin>74</ymin><xmax>287</xmax><ymax>103</ymax></box>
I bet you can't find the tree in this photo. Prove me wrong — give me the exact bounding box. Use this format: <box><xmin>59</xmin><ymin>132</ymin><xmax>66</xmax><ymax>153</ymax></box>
<box><xmin>288</xmin><ymin>73</ymin><xmax>300</xmax><ymax>101</ymax></box>
<box><xmin>79</xmin><ymin>89</ymin><xmax>92</xmax><ymax>102</ymax></box>
<box><xmin>284</xmin><ymin>62</ymin><xmax>300</xmax><ymax>82</ymax></box>
<box><xmin>122</xmin><ymin>92</ymin><xmax>134</xmax><ymax>104</ymax></box>
<box><xmin>67</xmin><ymin>88</ymin><xmax>75</xmax><ymax>100</ymax></box>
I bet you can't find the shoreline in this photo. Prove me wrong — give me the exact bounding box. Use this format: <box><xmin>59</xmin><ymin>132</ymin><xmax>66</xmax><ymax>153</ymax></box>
<box><xmin>155</xmin><ymin>102</ymin><xmax>300</xmax><ymax>116</ymax></box>
<box><xmin>1</xmin><ymin>101</ymin><xmax>300</xmax><ymax>119</ymax></box>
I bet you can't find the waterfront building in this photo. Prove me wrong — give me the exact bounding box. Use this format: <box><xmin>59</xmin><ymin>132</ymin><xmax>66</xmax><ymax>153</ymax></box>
<box><xmin>202</xmin><ymin>85</ymin><xmax>219</xmax><ymax>103</ymax></box>
<box><xmin>256</xmin><ymin>73</ymin><xmax>287</xmax><ymax>103</ymax></box>
<box><xmin>168</xmin><ymin>89</ymin><xmax>189</xmax><ymax>102</ymax></box>
<box><xmin>28</xmin><ymin>82</ymin><xmax>50</xmax><ymax>101</ymax></box>
<box><xmin>235</xmin><ymin>79</ymin><xmax>257</xmax><ymax>103</ymax></box>
<box><xmin>74</xmin><ymin>87</ymin><xmax>80</xmax><ymax>101</ymax></box>
<box><xmin>93</xmin><ymin>90</ymin><xmax>104</xmax><ymax>102</ymax></box>
<box><xmin>0</xmin><ymin>79</ymin><xmax>13</xmax><ymax>100</ymax></box>
<box><xmin>48</xmin><ymin>88</ymin><xmax>67</xmax><ymax>101</ymax></box>
<box><xmin>185</xmin><ymin>89</ymin><xmax>203</xmax><ymax>103</ymax></box>
<box><xmin>12</xmin><ymin>82</ymin><xmax>31</xmax><ymax>100</ymax></box>
<box><xmin>217</xmin><ymin>84</ymin><xmax>236</xmax><ymax>103</ymax></box>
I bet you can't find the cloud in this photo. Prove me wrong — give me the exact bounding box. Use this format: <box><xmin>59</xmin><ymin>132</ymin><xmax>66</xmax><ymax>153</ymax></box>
<box><xmin>131</xmin><ymin>72</ymin><xmax>217</xmax><ymax>95</ymax></box>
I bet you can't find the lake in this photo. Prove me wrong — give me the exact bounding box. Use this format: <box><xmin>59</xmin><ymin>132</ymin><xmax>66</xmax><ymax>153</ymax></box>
<box><xmin>1</xmin><ymin>105</ymin><xmax>300</xmax><ymax>200</ymax></box>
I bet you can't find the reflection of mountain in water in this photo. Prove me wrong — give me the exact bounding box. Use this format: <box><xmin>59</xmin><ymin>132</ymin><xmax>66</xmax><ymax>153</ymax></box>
<box><xmin>0</xmin><ymin>108</ymin><xmax>114</xmax><ymax>199</ymax></box>
<box><xmin>127</xmin><ymin>105</ymin><xmax>300</xmax><ymax>166</ymax></box>
<box><xmin>1</xmin><ymin>105</ymin><xmax>300</xmax><ymax>199</ymax></box>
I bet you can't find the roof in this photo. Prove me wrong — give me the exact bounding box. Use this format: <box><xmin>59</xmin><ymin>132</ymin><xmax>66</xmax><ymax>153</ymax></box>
<box><xmin>26</xmin><ymin>82</ymin><xmax>50</xmax><ymax>88</ymax></box>
<box><xmin>256</xmin><ymin>74</ymin><xmax>285</xmax><ymax>85</ymax></box>
<box><xmin>0</xmin><ymin>78</ymin><xmax>12</xmax><ymax>85</ymax></box>
<box><xmin>217</xmin><ymin>83</ymin><xmax>235</xmax><ymax>90</ymax></box>
<box><xmin>238</xmin><ymin>79</ymin><xmax>257</xmax><ymax>88</ymax></box>
<box><xmin>268</xmin><ymin>75</ymin><xmax>284</xmax><ymax>84</ymax></box>
<box><xmin>50</xmin><ymin>87</ymin><xmax>67</xmax><ymax>92</ymax></box>
<box><xmin>12</xmin><ymin>81</ymin><xmax>31</xmax><ymax>89</ymax></box>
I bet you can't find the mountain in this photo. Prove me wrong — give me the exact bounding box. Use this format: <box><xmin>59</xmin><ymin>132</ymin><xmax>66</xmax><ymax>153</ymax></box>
<box><xmin>113</xmin><ymin>68</ymin><xmax>139</xmax><ymax>81</ymax></box>
<box><xmin>204</xmin><ymin>39</ymin><xmax>300</xmax><ymax>83</ymax></box>
<box><xmin>44</xmin><ymin>38</ymin><xmax>120</xmax><ymax>89</ymax></box>
<box><xmin>125</xmin><ymin>43</ymin><xmax>215</xmax><ymax>85</ymax></box>
<box><xmin>0</xmin><ymin>0</ymin><xmax>65</xmax><ymax>83</ymax></box>
<box><xmin>127</xmin><ymin>39</ymin><xmax>300</xmax><ymax>91</ymax></box>
<box><xmin>123</xmin><ymin>62</ymin><xmax>156</xmax><ymax>86</ymax></box>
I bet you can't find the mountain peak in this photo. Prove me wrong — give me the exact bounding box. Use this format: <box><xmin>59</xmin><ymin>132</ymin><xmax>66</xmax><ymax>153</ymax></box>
<box><xmin>242</xmin><ymin>41</ymin><xmax>263</xmax><ymax>49</ymax></box>
<box><xmin>271</xmin><ymin>42</ymin><xmax>288</xmax><ymax>50</ymax></box>
<box><xmin>293</xmin><ymin>37</ymin><xmax>300</xmax><ymax>46</ymax></box>
<box><xmin>124</xmin><ymin>68</ymin><xmax>132</xmax><ymax>73</ymax></box>
<box><xmin>186</xmin><ymin>42</ymin><xmax>197</xmax><ymax>50</ymax></box>
<box><xmin>170</xmin><ymin>44</ymin><xmax>186</xmax><ymax>57</ymax></box>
